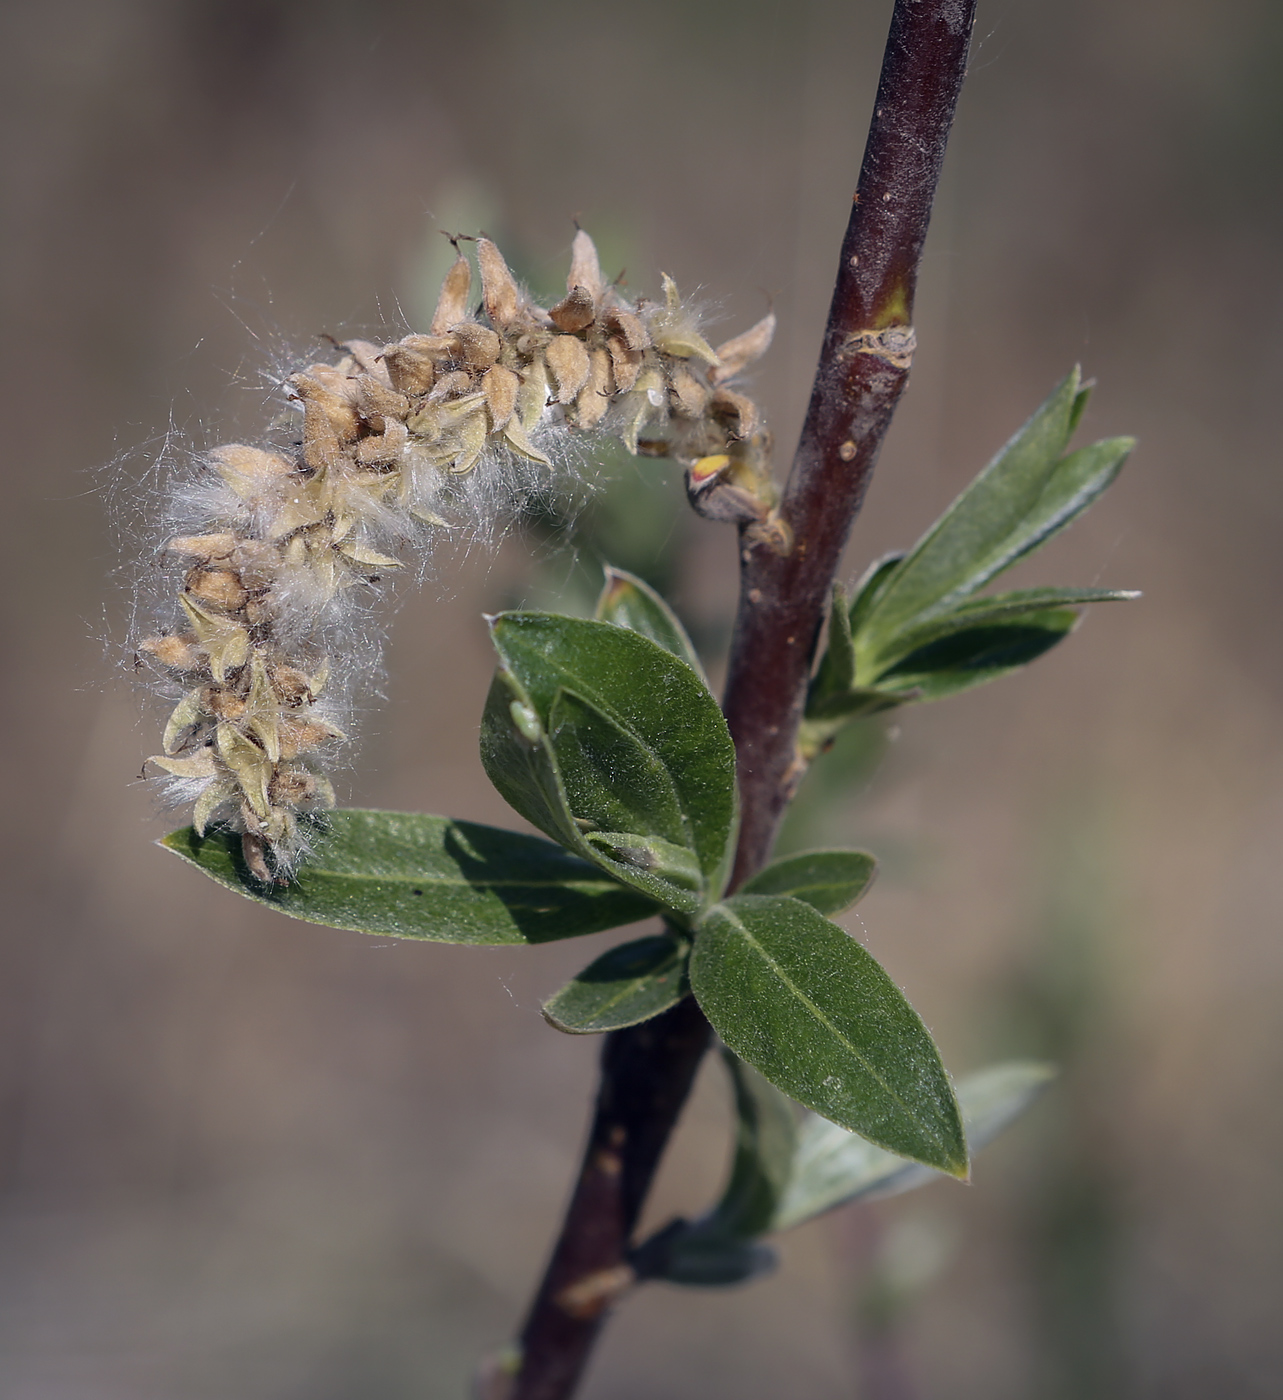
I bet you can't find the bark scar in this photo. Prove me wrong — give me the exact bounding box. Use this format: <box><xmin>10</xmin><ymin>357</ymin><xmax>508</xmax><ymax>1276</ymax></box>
<box><xmin>843</xmin><ymin>325</ymin><xmax>917</xmax><ymax>369</ymax></box>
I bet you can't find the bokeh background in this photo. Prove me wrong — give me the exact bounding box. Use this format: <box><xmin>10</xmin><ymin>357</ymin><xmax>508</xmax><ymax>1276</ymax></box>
<box><xmin>3</xmin><ymin>1</ymin><xmax>1280</xmax><ymax>1396</ymax></box>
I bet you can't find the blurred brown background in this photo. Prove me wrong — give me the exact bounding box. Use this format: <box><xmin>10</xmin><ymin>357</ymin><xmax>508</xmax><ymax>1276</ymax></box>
<box><xmin>2</xmin><ymin>0</ymin><xmax>1280</xmax><ymax>1395</ymax></box>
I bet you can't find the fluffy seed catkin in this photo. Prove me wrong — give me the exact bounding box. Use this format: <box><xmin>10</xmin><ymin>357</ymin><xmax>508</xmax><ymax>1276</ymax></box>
<box><xmin>136</xmin><ymin>232</ymin><xmax>777</xmax><ymax>879</ymax></box>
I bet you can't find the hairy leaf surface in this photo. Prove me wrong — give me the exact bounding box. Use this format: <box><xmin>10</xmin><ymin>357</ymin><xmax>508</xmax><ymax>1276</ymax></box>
<box><xmin>690</xmin><ymin>894</ymin><xmax>966</xmax><ymax>1175</ymax></box>
<box><xmin>542</xmin><ymin>932</ymin><xmax>690</xmax><ymax>1033</ymax></box>
<box><xmin>161</xmin><ymin>810</ymin><xmax>658</xmax><ymax>944</ymax></box>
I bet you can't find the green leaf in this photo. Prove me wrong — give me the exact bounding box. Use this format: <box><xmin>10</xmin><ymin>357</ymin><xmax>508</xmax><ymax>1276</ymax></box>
<box><xmin>740</xmin><ymin>849</ymin><xmax>878</xmax><ymax>914</ymax></box>
<box><xmin>160</xmin><ymin>809</ymin><xmax>659</xmax><ymax>944</ymax></box>
<box><xmin>548</xmin><ymin>689</ymin><xmax>687</xmax><ymax>848</ymax></box>
<box><xmin>854</xmin><ymin>368</ymin><xmax>1134</xmax><ymax>674</ymax></box>
<box><xmin>635</xmin><ymin>1052</ymin><xmax>791</xmax><ymax>1287</ymax></box>
<box><xmin>772</xmin><ymin>1061</ymin><xmax>1056</xmax><ymax>1230</ymax></box>
<box><xmin>847</xmin><ymin>551</ymin><xmax>907</xmax><ymax>638</ymax></box>
<box><xmin>808</xmin><ymin>584</ymin><xmax>856</xmax><ymax>714</ymax></box>
<box><xmin>634</xmin><ymin>1224</ymin><xmax>777</xmax><ymax>1287</ymax></box>
<box><xmin>595</xmin><ymin>566</ymin><xmax>707</xmax><ymax>683</ymax></box>
<box><xmin>874</xmin><ymin>609</ymin><xmax>1079</xmax><ymax>701</ymax></box>
<box><xmin>856</xmin><ymin>368</ymin><xmax>1086</xmax><ymax>648</ymax></box>
<box><xmin>542</xmin><ymin>931</ymin><xmax>690</xmax><ymax>1033</ymax></box>
<box><xmin>705</xmin><ymin>1051</ymin><xmax>799</xmax><ymax>1238</ymax></box>
<box><xmin>690</xmin><ymin>894</ymin><xmax>967</xmax><ymax>1175</ymax></box>
<box><xmin>481</xmin><ymin>613</ymin><xmax>738</xmax><ymax>912</ymax></box>
<box><xmin>871</xmin><ymin>586</ymin><xmax>1139</xmax><ymax>670</ymax></box>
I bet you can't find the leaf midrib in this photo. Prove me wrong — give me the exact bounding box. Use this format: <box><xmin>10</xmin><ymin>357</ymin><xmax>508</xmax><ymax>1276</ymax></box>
<box><xmin>716</xmin><ymin>903</ymin><xmax>946</xmax><ymax>1154</ymax></box>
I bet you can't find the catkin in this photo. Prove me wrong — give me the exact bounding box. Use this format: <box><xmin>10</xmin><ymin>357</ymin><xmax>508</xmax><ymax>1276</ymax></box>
<box><xmin>137</xmin><ymin>232</ymin><xmax>777</xmax><ymax>879</ymax></box>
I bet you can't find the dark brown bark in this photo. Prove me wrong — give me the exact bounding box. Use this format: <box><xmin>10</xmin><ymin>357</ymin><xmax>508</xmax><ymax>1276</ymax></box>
<box><xmin>507</xmin><ymin>4</ymin><xmax>976</xmax><ymax>1395</ymax></box>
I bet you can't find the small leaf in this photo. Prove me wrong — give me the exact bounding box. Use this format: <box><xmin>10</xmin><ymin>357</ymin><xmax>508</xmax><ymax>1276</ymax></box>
<box><xmin>807</xmin><ymin>585</ymin><xmax>856</xmax><ymax>715</ymax></box>
<box><xmin>700</xmin><ymin>1051</ymin><xmax>798</xmax><ymax>1238</ymax></box>
<box><xmin>857</xmin><ymin>369</ymin><xmax>1087</xmax><ymax>648</ymax></box>
<box><xmin>847</xmin><ymin>551</ymin><xmax>907</xmax><ymax>638</ymax></box>
<box><xmin>871</xmin><ymin>586</ymin><xmax>1139</xmax><ymax>671</ymax></box>
<box><xmin>740</xmin><ymin>849</ymin><xmax>878</xmax><ymax>914</ymax></box>
<box><xmin>633</xmin><ymin>1222</ymin><xmax>777</xmax><ymax>1287</ymax></box>
<box><xmin>772</xmin><ymin>1061</ymin><xmax>1056</xmax><ymax>1230</ymax></box>
<box><xmin>160</xmin><ymin>809</ymin><xmax>659</xmax><ymax>944</ymax></box>
<box><xmin>542</xmin><ymin>932</ymin><xmax>690</xmax><ymax>1034</ymax></box>
<box><xmin>595</xmin><ymin>566</ymin><xmax>706</xmax><ymax>682</ymax></box>
<box><xmin>875</xmin><ymin>610</ymin><xmax>1079</xmax><ymax>701</ymax></box>
<box><xmin>481</xmin><ymin>613</ymin><xmax>738</xmax><ymax>909</ymax></box>
<box><xmin>690</xmin><ymin>895</ymin><xmax>967</xmax><ymax>1176</ymax></box>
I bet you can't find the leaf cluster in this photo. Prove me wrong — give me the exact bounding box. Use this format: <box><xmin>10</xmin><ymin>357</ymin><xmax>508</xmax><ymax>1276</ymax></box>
<box><xmin>161</xmin><ymin>370</ymin><xmax>1133</xmax><ymax>1259</ymax></box>
<box><xmin>803</xmin><ymin>369</ymin><xmax>1135</xmax><ymax>754</ymax></box>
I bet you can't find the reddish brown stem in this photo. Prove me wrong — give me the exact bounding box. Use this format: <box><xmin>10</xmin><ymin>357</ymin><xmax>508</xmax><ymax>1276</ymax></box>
<box><xmin>725</xmin><ymin>0</ymin><xmax>978</xmax><ymax>881</ymax></box>
<box><xmin>506</xmin><ymin>4</ymin><xmax>976</xmax><ymax>1396</ymax></box>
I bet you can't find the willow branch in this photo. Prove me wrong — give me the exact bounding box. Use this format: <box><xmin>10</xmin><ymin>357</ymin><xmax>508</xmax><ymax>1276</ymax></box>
<box><xmin>725</xmin><ymin>0</ymin><xmax>977</xmax><ymax>882</ymax></box>
<box><xmin>506</xmin><ymin>4</ymin><xmax>976</xmax><ymax>1396</ymax></box>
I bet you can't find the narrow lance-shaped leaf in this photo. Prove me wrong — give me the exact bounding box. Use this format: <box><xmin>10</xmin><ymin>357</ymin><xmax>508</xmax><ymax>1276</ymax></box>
<box><xmin>868</xmin><ymin>586</ymin><xmax>1139</xmax><ymax>672</ymax></box>
<box><xmin>807</xmin><ymin>584</ymin><xmax>856</xmax><ymax>714</ymax></box>
<box><xmin>542</xmin><ymin>931</ymin><xmax>690</xmax><ymax>1034</ymax></box>
<box><xmin>740</xmin><ymin>849</ymin><xmax>878</xmax><ymax>915</ymax></box>
<box><xmin>873</xmin><ymin>608</ymin><xmax>1080</xmax><ymax>701</ymax></box>
<box><xmin>636</xmin><ymin>1052</ymin><xmax>792</xmax><ymax>1287</ymax></box>
<box><xmin>772</xmin><ymin>1060</ymin><xmax>1056</xmax><ymax>1230</ymax></box>
<box><xmin>857</xmin><ymin>368</ymin><xmax>1087</xmax><ymax>648</ymax></box>
<box><xmin>690</xmin><ymin>894</ymin><xmax>967</xmax><ymax>1176</ymax></box>
<box><xmin>161</xmin><ymin>810</ymin><xmax>659</xmax><ymax>944</ymax></box>
<box><xmin>595</xmin><ymin>566</ymin><xmax>707</xmax><ymax>683</ymax></box>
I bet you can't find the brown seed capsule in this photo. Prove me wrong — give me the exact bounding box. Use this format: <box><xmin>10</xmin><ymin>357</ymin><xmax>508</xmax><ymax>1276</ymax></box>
<box><xmin>710</xmin><ymin>386</ymin><xmax>760</xmax><ymax>440</ymax></box>
<box><xmin>428</xmin><ymin>369</ymin><xmax>476</xmax><ymax>402</ymax></box>
<box><xmin>476</xmin><ymin>238</ymin><xmax>521</xmax><ymax>326</ymax></box>
<box><xmin>567</xmin><ymin>228</ymin><xmax>606</xmax><ymax>301</ymax></box>
<box><xmin>290</xmin><ymin>373</ymin><xmax>361</xmax><ymax>442</ymax></box>
<box><xmin>210</xmin><ymin>445</ymin><xmax>295</xmax><ymax>500</ymax></box>
<box><xmin>482</xmin><ymin>365</ymin><xmax>520</xmax><ymax>429</ymax></box>
<box><xmin>667</xmin><ymin>365</ymin><xmax>709</xmax><ymax>418</ymax></box>
<box><xmin>603</xmin><ymin>306</ymin><xmax>651</xmax><ymax>352</ymax></box>
<box><xmin>352</xmin><ymin>374</ymin><xmax>410</xmax><ymax>427</ymax></box>
<box><xmin>340</xmin><ymin>339</ymin><xmax>389</xmax><ymax>379</ymax></box>
<box><xmin>430</xmin><ymin>250</ymin><xmax>473</xmax><ymax>336</ymax></box>
<box><xmin>186</xmin><ymin>567</ymin><xmax>249</xmax><ymax>613</ymax></box>
<box><xmin>710</xmin><ymin>312</ymin><xmax>776</xmax><ymax>383</ymax></box>
<box><xmin>606</xmin><ymin>335</ymin><xmax>643</xmax><ymax>392</ymax></box>
<box><xmin>545</xmin><ymin>335</ymin><xmax>591</xmax><ymax>403</ymax></box>
<box><xmin>451</xmin><ymin>322</ymin><xmax>502</xmax><ymax>371</ymax></box>
<box><xmin>381</xmin><ymin>339</ymin><xmax>439</xmax><ymax>396</ymax></box>
<box><xmin>165</xmin><ymin>533</ymin><xmax>237</xmax><ymax>562</ymax></box>
<box><xmin>270</xmin><ymin>666</ymin><xmax>316</xmax><ymax>706</ymax></box>
<box><xmin>573</xmin><ymin>347</ymin><xmax>614</xmax><ymax>429</ymax></box>
<box><xmin>203</xmin><ymin>685</ymin><xmax>248</xmax><ymax>722</ymax></box>
<box><xmin>279</xmin><ymin>714</ymin><xmax>346</xmax><ymax>760</ymax></box>
<box><xmin>548</xmin><ymin>285</ymin><xmax>597</xmax><ymax>333</ymax></box>
<box><xmin>140</xmin><ymin>632</ymin><xmax>203</xmax><ymax>671</ymax></box>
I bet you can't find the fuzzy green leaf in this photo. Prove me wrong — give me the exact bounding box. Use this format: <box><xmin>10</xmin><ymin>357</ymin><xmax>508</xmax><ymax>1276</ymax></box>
<box><xmin>548</xmin><ymin>688</ymin><xmax>688</xmax><ymax>848</ymax></box>
<box><xmin>160</xmin><ymin>810</ymin><xmax>659</xmax><ymax>944</ymax></box>
<box><xmin>847</xmin><ymin>551</ymin><xmax>907</xmax><ymax>638</ymax></box>
<box><xmin>871</xmin><ymin>586</ymin><xmax>1138</xmax><ymax>671</ymax></box>
<box><xmin>481</xmin><ymin>613</ymin><xmax>737</xmax><ymax>912</ymax></box>
<box><xmin>856</xmin><ymin>368</ymin><xmax>1087</xmax><ymax>649</ymax></box>
<box><xmin>740</xmin><ymin>849</ymin><xmax>878</xmax><ymax>914</ymax></box>
<box><xmin>772</xmin><ymin>1061</ymin><xmax>1056</xmax><ymax>1230</ymax></box>
<box><xmin>808</xmin><ymin>584</ymin><xmax>857</xmax><ymax>713</ymax></box>
<box><xmin>875</xmin><ymin>609</ymin><xmax>1080</xmax><ymax>700</ymax></box>
<box><xmin>690</xmin><ymin>895</ymin><xmax>967</xmax><ymax>1176</ymax></box>
<box><xmin>595</xmin><ymin>566</ymin><xmax>706</xmax><ymax>683</ymax></box>
<box><xmin>635</xmin><ymin>1052</ymin><xmax>791</xmax><ymax>1287</ymax></box>
<box><xmin>542</xmin><ymin>932</ymin><xmax>690</xmax><ymax>1033</ymax></box>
